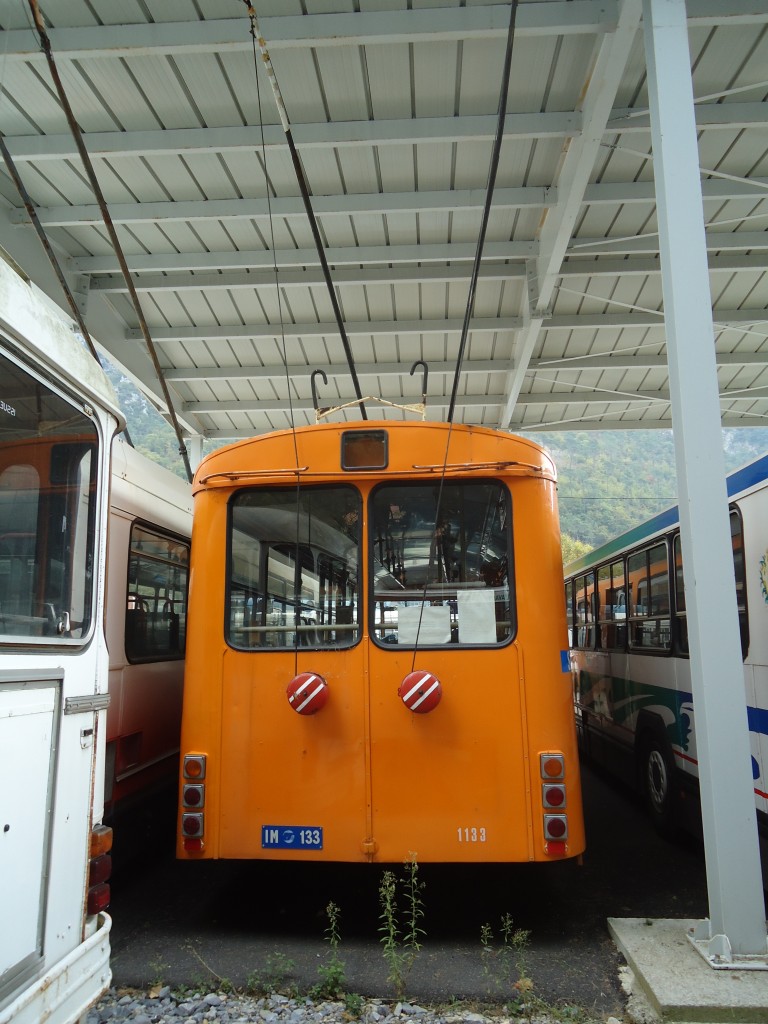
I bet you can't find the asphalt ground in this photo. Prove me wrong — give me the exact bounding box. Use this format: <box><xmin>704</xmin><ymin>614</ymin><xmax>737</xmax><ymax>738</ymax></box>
<box><xmin>107</xmin><ymin>763</ymin><xmax>710</xmax><ymax>1017</ymax></box>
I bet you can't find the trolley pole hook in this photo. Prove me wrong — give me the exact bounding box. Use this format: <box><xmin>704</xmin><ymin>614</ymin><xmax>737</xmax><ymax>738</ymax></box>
<box><xmin>311</xmin><ymin>368</ymin><xmax>329</xmax><ymax>416</ymax></box>
<box><xmin>410</xmin><ymin>360</ymin><xmax>429</xmax><ymax>406</ymax></box>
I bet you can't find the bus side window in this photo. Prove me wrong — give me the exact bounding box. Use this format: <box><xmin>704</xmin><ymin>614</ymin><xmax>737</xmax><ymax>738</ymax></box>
<box><xmin>628</xmin><ymin>543</ymin><xmax>671</xmax><ymax>651</ymax></box>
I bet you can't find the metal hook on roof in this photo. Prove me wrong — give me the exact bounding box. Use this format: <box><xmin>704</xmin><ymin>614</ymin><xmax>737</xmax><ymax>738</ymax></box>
<box><xmin>410</xmin><ymin>360</ymin><xmax>429</xmax><ymax>406</ymax></box>
<box><xmin>311</xmin><ymin>368</ymin><xmax>328</xmax><ymax>414</ymax></box>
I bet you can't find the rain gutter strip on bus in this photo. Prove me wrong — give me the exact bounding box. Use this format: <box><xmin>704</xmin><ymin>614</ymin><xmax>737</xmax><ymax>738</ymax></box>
<box><xmin>199</xmin><ymin>462</ymin><xmax>552</xmax><ymax>486</ymax></box>
<box><xmin>27</xmin><ymin>0</ymin><xmax>194</xmax><ymax>484</ymax></box>
<box><xmin>243</xmin><ymin>2</ymin><xmax>368</xmax><ymax>421</ymax></box>
<box><xmin>0</xmin><ymin>136</ymin><xmax>136</xmax><ymax>450</ymax></box>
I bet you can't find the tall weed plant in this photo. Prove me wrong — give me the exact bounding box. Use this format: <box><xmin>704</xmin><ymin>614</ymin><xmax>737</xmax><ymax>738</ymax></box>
<box><xmin>378</xmin><ymin>854</ymin><xmax>426</xmax><ymax>998</ymax></box>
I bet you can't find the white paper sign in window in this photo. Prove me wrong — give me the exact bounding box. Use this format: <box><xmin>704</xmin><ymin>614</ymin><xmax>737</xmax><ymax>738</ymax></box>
<box><xmin>457</xmin><ymin>588</ymin><xmax>497</xmax><ymax>644</ymax></box>
<box><xmin>399</xmin><ymin>605</ymin><xmax>451</xmax><ymax>645</ymax></box>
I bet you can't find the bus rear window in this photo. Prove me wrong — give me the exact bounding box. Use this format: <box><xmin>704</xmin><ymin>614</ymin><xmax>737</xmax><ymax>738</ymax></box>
<box><xmin>228</xmin><ymin>485</ymin><xmax>361</xmax><ymax>650</ymax></box>
<box><xmin>370</xmin><ymin>480</ymin><xmax>513</xmax><ymax>647</ymax></box>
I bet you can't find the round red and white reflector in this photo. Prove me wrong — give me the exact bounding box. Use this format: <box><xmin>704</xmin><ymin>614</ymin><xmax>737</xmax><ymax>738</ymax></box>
<box><xmin>287</xmin><ymin>672</ymin><xmax>329</xmax><ymax>715</ymax></box>
<box><xmin>398</xmin><ymin>671</ymin><xmax>442</xmax><ymax>713</ymax></box>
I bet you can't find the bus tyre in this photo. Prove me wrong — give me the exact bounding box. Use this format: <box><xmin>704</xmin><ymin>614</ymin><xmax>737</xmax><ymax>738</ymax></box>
<box><xmin>639</xmin><ymin>734</ymin><xmax>678</xmax><ymax>837</ymax></box>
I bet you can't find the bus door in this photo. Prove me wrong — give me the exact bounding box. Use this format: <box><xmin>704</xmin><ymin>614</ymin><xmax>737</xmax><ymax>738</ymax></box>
<box><xmin>366</xmin><ymin>480</ymin><xmax>529</xmax><ymax>863</ymax></box>
<box><xmin>221</xmin><ymin>485</ymin><xmax>366</xmax><ymax>860</ymax></box>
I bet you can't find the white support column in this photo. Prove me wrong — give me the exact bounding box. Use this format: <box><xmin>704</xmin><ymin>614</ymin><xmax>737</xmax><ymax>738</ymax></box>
<box><xmin>186</xmin><ymin>435</ymin><xmax>204</xmax><ymax>473</ymax></box>
<box><xmin>642</xmin><ymin>0</ymin><xmax>766</xmax><ymax>961</ymax></box>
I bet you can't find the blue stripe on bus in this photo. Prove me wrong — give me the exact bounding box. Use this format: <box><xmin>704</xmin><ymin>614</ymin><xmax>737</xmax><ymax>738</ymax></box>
<box><xmin>747</xmin><ymin>705</ymin><xmax>768</xmax><ymax>737</ymax></box>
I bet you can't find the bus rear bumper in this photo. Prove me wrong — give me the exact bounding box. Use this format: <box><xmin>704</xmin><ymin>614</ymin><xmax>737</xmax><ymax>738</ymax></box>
<box><xmin>0</xmin><ymin>913</ymin><xmax>111</xmax><ymax>1024</ymax></box>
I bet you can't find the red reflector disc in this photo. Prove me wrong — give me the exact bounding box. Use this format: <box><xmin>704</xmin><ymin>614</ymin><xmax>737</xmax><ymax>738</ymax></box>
<box><xmin>287</xmin><ymin>672</ymin><xmax>329</xmax><ymax>715</ymax></box>
<box><xmin>398</xmin><ymin>671</ymin><xmax>442</xmax><ymax>713</ymax></box>
<box><xmin>183</xmin><ymin>836</ymin><xmax>205</xmax><ymax>853</ymax></box>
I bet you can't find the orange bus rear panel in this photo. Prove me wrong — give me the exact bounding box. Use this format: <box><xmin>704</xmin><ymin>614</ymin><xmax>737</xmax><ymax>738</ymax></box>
<box><xmin>177</xmin><ymin>422</ymin><xmax>585</xmax><ymax>864</ymax></box>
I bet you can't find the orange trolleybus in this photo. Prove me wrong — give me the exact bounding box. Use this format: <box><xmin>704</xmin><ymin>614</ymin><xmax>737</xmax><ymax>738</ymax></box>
<box><xmin>177</xmin><ymin>420</ymin><xmax>584</xmax><ymax>864</ymax></box>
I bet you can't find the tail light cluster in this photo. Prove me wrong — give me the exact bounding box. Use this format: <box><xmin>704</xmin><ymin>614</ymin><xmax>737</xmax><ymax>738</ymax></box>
<box><xmin>181</xmin><ymin>754</ymin><xmax>207</xmax><ymax>852</ymax></box>
<box><xmin>540</xmin><ymin>752</ymin><xmax>569</xmax><ymax>855</ymax></box>
<box><xmin>87</xmin><ymin>824</ymin><xmax>113</xmax><ymax>916</ymax></box>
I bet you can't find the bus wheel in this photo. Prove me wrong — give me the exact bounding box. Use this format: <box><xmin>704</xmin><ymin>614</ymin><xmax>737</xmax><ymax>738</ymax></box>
<box><xmin>639</xmin><ymin>734</ymin><xmax>677</xmax><ymax>837</ymax></box>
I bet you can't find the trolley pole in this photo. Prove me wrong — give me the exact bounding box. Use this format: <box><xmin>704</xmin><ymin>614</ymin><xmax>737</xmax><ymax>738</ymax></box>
<box><xmin>642</xmin><ymin>0</ymin><xmax>767</xmax><ymax>961</ymax></box>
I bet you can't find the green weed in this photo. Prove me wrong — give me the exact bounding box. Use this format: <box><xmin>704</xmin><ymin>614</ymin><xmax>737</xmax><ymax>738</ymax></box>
<box><xmin>378</xmin><ymin>853</ymin><xmax>426</xmax><ymax>999</ymax></box>
<box><xmin>310</xmin><ymin>900</ymin><xmax>348</xmax><ymax>1001</ymax></box>
<box><xmin>480</xmin><ymin>913</ymin><xmax>532</xmax><ymax>1005</ymax></box>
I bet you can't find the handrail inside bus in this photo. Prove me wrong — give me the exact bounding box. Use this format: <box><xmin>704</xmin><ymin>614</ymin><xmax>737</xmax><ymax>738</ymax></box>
<box><xmin>233</xmin><ymin>622</ymin><xmax>358</xmax><ymax>633</ymax></box>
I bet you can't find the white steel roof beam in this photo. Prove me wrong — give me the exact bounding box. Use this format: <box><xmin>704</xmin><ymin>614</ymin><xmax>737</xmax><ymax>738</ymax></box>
<box><xmin>19</xmin><ymin>170</ymin><xmax>768</xmax><ymax>230</ymax></box>
<box><xmin>16</xmin><ymin>186</ymin><xmax>556</xmax><ymax>229</ymax></box>
<box><xmin>122</xmin><ymin>306</ymin><xmax>767</xmax><ymax>343</ymax></box>
<box><xmin>91</xmin><ymin>264</ymin><xmax>526</xmax><ymax>294</ymax></box>
<box><xmin>499</xmin><ymin>0</ymin><xmax>643</xmax><ymax>428</ymax></box>
<box><xmin>125</xmin><ymin>317</ymin><xmax>524</xmax><ymax>343</ymax></box>
<box><xmin>1</xmin><ymin>5</ymin><xmax>618</xmax><ymax>63</ymax></box>
<box><xmin>89</xmin><ymin>251</ymin><xmax>768</xmax><ymax>294</ymax></box>
<box><xmin>164</xmin><ymin>349</ymin><xmax>767</xmax><ymax>382</ymax></box>
<box><xmin>180</xmin><ymin>385</ymin><xmax>762</xmax><ymax>416</ymax></box>
<box><xmin>70</xmin><ymin>225</ymin><xmax>768</xmax><ymax>276</ymax></box>
<box><xmin>0</xmin><ymin>113</ymin><xmax>578</xmax><ymax>162</ymax></box>
<box><xmin>3</xmin><ymin>101</ymin><xmax>763</xmax><ymax>164</ymax></box>
<box><xmin>165</xmin><ymin>360</ymin><xmax>503</xmax><ymax>383</ymax></box>
<box><xmin>202</xmin><ymin>410</ymin><xmax>768</xmax><ymax>440</ymax></box>
<box><xmin>71</xmin><ymin>241</ymin><xmax>537</xmax><ymax>275</ymax></box>
<box><xmin>2</xmin><ymin>2</ymin><xmax>762</xmax><ymax>63</ymax></box>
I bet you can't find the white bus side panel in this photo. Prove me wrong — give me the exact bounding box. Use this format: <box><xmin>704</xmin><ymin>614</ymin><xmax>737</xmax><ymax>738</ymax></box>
<box><xmin>741</xmin><ymin>481</ymin><xmax>768</xmax><ymax>818</ymax></box>
<box><xmin>0</xmin><ymin>681</ymin><xmax>57</xmax><ymax>985</ymax></box>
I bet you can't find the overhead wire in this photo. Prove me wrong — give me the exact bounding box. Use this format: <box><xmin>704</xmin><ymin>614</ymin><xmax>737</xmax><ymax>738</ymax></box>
<box><xmin>26</xmin><ymin>0</ymin><xmax>193</xmax><ymax>483</ymax></box>
<box><xmin>447</xmin><ymin>0</ymin><xmax>519</xmax><ymax>424</ymax></box>
<box><xmin>242</xmin><ymin>2</ymin><xmax>368</xmax><ymax>420</ymax></box>
<box><xmin>244</xmin><ymin>1</ymin><xmax>304</xmax><ymax>669</ymax></box>
<box><xmin>0</xmin><ymin>134</ymin><xmax>135</xmax><ymax>448</ymax></box>
<box><xmin>410</xmin><ymin>0</ymin><xmax>519</xmax><ymax>666</ymax></box>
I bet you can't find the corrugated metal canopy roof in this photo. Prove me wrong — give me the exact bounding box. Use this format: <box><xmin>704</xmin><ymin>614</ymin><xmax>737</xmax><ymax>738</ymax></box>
<box><xmin>0</xmin><ymin>0</ymin><xmax>766</xmax><ymax>441</ymax></box>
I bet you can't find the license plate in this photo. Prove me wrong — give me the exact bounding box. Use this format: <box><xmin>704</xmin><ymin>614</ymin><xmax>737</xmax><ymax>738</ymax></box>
<box><xmin>261</xmin><ymin>825</ymin><xmax>323</xmax><ymax>850</ymax></box>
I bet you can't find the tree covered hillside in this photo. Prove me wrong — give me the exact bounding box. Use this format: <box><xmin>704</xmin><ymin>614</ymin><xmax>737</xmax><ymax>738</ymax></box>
<box><xmin>537</xmin><ymin>428</ymin><xmax>768</xmax><ymax>555</ymax></box>
<box><xmin>104</xmin><ymin>361</ymin><xmax>768</xmax><ymax>559</ymax></box>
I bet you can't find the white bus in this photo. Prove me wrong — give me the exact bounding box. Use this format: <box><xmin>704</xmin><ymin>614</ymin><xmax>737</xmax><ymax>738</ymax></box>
<box><xmin>106</xmin><ymin>441</ymin><xmax>192</xmax><ymax>851</ymax></box>
<box><xmin>564</xmin><ymin>454</ymin><xmax>768</xmax><ymax>867</ymax></box>
<box><xmin>0</xmin><ymin>257</ymin><xmax>121</xmax><ymax>1024</ymax></box>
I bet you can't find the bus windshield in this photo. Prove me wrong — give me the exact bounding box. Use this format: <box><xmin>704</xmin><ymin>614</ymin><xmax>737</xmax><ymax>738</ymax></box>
<box><xmin>370</xmin><ymin>480</ymin><xmax>513</xmax><ymax>646</ymax></box>
<box><xmin>0</xmin><ymin>351</ymin><xmax>99</xmax><ymax>643</ymax></box>
<box><xmin>228</xmin><ymin>485</ymin><xmax>361</xmax><ymax>649</ymax></box>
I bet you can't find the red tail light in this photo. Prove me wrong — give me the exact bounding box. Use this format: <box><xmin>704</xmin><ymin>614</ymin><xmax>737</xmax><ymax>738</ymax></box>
<box><xmin>540</xmin><ymin>753</ymin><xmax>569</xmax><ymax>855</ymax></box>
<box><xmin>544</xmin><ymin>814</ymin><xmax>568</xmax><ymax>840</ymax></box>
<box><xmin>183</xmin><ymin>754</ymin><xmax>206</xmax><ymax>779</ymax></box>
<box><xmin>540</xmin><ymin>753</ymin><xmax>565</xmax><ymax>779</ymax></box>
<box><xmin>183</xmin><ymin>784</ymin><xmax>204</xmax><ymax>807</ymax></box>
<box><xmin>181</xmin><ymin>754</ymin><xmax>207</xmax><ymax>851</ymax></box>
<box><xmin>87</xmin><ymin>882</ymin><xmax>111</xmax><ymax>916</ymax></box>
<box><xmin>182</xmin><ymin>812</ymin><xmax>204</xmax><ymax>836</ymax></box>
<box><xmin>89</xmin><ymin>854</ymin><xmax>112</xmax><ymax>886</ymax></box>
<box><xmin>542</xmin><ymin>784</ymin><xmax>566</xmax><ymax>808</ymax></box>
<box><xmin>86</xmin><ymin>824</ymin><xmax>113</xmax><ymax>916</ymax></box>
